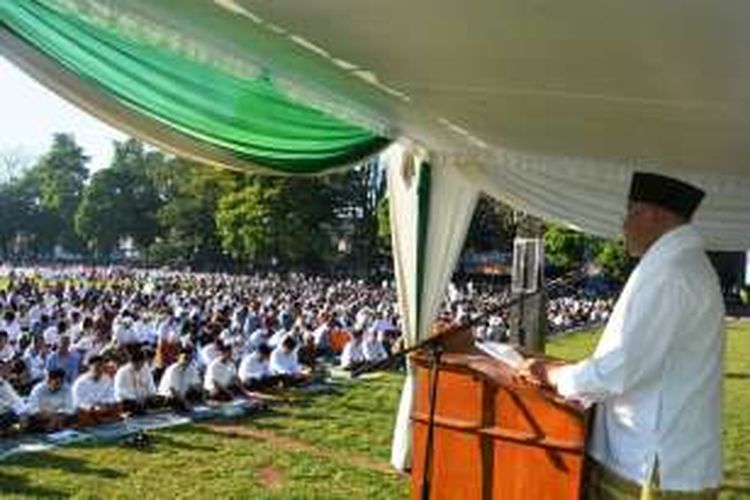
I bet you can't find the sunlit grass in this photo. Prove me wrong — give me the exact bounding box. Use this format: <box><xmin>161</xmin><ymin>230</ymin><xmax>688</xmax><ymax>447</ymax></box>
<box><xmin>0</xmin><ymin>322</ymin><xmax>746</xmax><ymax>499</ymax></box>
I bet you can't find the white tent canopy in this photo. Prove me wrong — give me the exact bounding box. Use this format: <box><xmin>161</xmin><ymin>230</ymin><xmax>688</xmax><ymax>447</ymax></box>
<box><xmin>3</xmin><ymin>0</ymin><xmax>749</xmax><ymax>471</ymax></box>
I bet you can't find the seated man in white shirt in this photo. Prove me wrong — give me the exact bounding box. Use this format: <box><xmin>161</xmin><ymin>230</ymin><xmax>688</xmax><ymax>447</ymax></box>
<box><xmin>340</xmin><ymin>329</ymin><xmax>366</xmax><ymax>371</ymax></box>
<box><xmin>0</xmin><ymin>375</ymin><xmax>26</xmax><ymax>433</ymax></box>
<box><xmin>362</xmin><ymin>329</ymin><xmax>388</xmax><ymax>364</ymax></box>
<box><xmin>114</xmin><ymin>348</ymin><xmax>159</xmax><ymax>414</ymax></box>
<box><xmin>0</xmin><ymin>330</ymin><xmax>15</xmax><ymax>364</ymax></box>
<box><xmin>72</xmin><ymin>355</ymin><xmax>118</xmax><ymax>425</ymax></box>
<box><xmin>269</xmin><ymin>336</ymin><xmax>310</xmax><ymax>387</ymax></box>
<box><xmin>198</xmin><ymin>339</ymin><xmax>222</xmax><ymax>372</ymax></box>
<box><xmin>158</xmin><ymin>346</ymin><xmax>203</xmax><ymax>411</ymax></box>
<box><xmin>203</xmin><ymin>343</ymin><xmax>243</xmax><ymax>401</ymax></box>
<box><xmin>27</xmin><ymin>368</ymin><xmax>75</xmax><ymax>432</ymax></box>
<box><xmin>238</xmin><ymin>344</ymin><xmax>274</xmax><ymax>390</ymax></box>
<box><xmin>24</xmin><ymin>335</ymin><xmax>49</xmax><ymax>385</ymax></box>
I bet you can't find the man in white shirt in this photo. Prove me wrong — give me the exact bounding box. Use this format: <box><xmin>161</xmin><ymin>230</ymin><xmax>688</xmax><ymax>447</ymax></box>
<box><xmin>23</xmin><ymin>335</ymin><xmax>49</xmax><ymax>384</ymax></box>
<box><xmin>238</xmin><ymin>344</ymin><xmax>273</xmax><ymax>389</ymax></box>
<box><xmin>113</xmin><ymin>316</ymin><xmax>139</xmax><ymax>348</ymax></box>
<box><xmin>199</xmin><ymin>339</ymin><xmax>222</xmax><ymax>371</ymax></box>
<box><xmin>114</xmin><ymin>348</ymin><xmax>158</xmax><ymax>414</ymax></box>
<box><xmin>270</xmin><ymin>336</ymin><xmax>310</xmax><ymax>386</ymax></box>
<box><xmin>0</xmin><ymin>375</ymin><xmax>26</xmax><ymax>432</ymax></box>
<box><xmin>158</xmin><ymin>347</ymin><xmax>203</xmax><ymax>411</ymax></box>
<box><xmin>42</xmin><ymin>320</ymin><xmax>60</xmax><ymax>348</ymax></box>
<box><xmin>340</xmin><ymin>329</ymin><xmax>365</xmax><ymax>371</ymax></box>
<box><xmin>27</xmin><ymin>368</ymin><xmax>75</xmax><ymax>431</ymax></box>
<box><xmin>204</xmin><ymin>343</ymin><xmax>241</xmax><ymax>401</ymax></box>
<box><xmin>524</xmin><ymin>172</ymin><xmax>724</xmax><ymax>498</ymax></box>
<box><xmin>1</xmin><ymin>311</ymin><xmax>21</xmax><ymax>347</ymax></box>
<box><xmin>0</xmin><ymin>330</ymin><xmax>15</xmax><ymax>364</ymax></box>
<box><xmin>72</xmin><ymin>355</ymin><xmax>117</xmax><ymax>418</ymax></box>
<box><xmin>362</xmin><ymin>330</ymin><xmax>388</xmax><ymax>364</ymax></box>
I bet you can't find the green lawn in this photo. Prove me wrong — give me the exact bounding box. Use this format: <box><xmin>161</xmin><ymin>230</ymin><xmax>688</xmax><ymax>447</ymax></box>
<box><xmin>0</xmin><ymin>321</ymin><xmax>747</xmax><ymax>499</ymax></box>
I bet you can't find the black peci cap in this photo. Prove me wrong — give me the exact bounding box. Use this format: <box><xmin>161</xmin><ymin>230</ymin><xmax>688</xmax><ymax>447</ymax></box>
<box><xmin>628</xmin><ymin>172</ymin><xmax>705</xmax><ymax>219</ymax></box>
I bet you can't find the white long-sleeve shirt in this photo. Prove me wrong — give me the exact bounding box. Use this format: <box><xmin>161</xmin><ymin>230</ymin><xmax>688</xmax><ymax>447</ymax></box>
<box><xmin>27</xmin><ymin>382</ymin><xmax>74</xmax><ymax>415</ymax></box>
<box><xmin>238</xmin><ymin>352</ymin><xmax>270</xmax><ymax>383</ymax></box>
<box><xmin>362</xmin><ymin>337</ymin><xmax>388</xmax><ymax>363</ymax></box>
<box><xmin>0</xmin><ymin>377</ymin><xmax>25</xmax><ymax>414</ymax></box>
<box><xmin>340</xmin><ymin>340</ymin><xmax>364</xmax><ymax>369</ymax></box>
<box><xmin>72</xmin><ymin>373</ymin><xmax>116</xmax><ymax>410</ymax></box>
<box><xmin>552</xmin><ymin>225</ymin><xmax>724</xmax><ymax>491</ymax></box>
<box><xmin>114</xmin><ymin>363</ymin><xmax>156</xmax><ymax>402</ymax></box>
<box><xmin>269</xmin><ymin>347</ymin><xmax>302</xmax><ymax>375</ymax></box>
<box><xmin>158</xmin><ymin>362</ymin><xmax>201</xmax><ymax>398</ymax></box>
<box><xmin>204</xmin><ymin>358</ymin><xmax>237</xmax><ymax>393</ymax></box>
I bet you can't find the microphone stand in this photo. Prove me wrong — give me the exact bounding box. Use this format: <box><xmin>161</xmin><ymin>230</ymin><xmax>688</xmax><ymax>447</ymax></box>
<box><xmin>420</xmin><ymin>341</ymin><xmax>443</xmax><ymax>500</ymax></box>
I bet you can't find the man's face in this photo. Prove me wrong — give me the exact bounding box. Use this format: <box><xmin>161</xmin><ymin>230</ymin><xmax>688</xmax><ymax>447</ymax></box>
<box><xmin>91</xmin><ymin>362</ymin><xmax>104</xmax><ymax>379</ymax></box>
<box><xmin>47</xmin><ymin>376</ymin><xmax>63</xmax><ymax>392</ymax></box>
<box><xmin>623</xmin><ymin>201</ymin><xmax>656</xmax><ymax>257</ymax></box>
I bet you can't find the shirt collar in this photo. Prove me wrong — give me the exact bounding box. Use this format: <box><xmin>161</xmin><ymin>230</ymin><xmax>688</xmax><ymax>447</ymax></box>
<box><xmin>639</xmin><ymin>224</ymin><xmax>704</xmax><ymax>267</ymax></box>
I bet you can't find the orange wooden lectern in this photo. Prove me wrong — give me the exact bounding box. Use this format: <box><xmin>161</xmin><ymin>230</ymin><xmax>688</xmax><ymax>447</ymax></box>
<box><xmin>410</xmin><ymin>351</ymin><xmax>589</xmax><ymax>500</ymax></box>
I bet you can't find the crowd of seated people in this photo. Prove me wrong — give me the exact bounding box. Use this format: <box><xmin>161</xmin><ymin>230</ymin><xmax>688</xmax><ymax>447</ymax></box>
<box><xmin>0</xmin><ymin>266</ymin><xmax>402</xmax><ymax>435</ymax></box>
<box><xmin>441</xmin><ymin>281</ymin><xmax>615</xmax><ymax>340</ymax></box>
<box><xmin>547</xmin><ymin>295</ymin><xmax>614</xmax><ymax>333</ymax></box>
<box><xmin>0</xmin><ymin>265</ymin><xmax>616</xmax><ymax>436</ymax></box>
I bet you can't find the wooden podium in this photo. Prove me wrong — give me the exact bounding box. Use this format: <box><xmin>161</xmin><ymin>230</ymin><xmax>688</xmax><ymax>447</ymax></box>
<box><xmin>410</xmin><ymin>351</ymin><xmax>589</xmax><ymax>500</ymax></box>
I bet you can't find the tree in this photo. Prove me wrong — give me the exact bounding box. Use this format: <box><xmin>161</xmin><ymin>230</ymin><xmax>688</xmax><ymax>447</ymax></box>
<box><xmin>463</xmin><ymin>195</ymin><xmax>517</xmax><ymax>253</ymax></box>
<box><xmin>216</xmin><ymin>181</ymin><xmax>279</xmax><ymax>264</ymax></box>
<box><xmin>75</xmin><ymin>168</ymin><xmax>127</xmax><ymax>257</ymax></box>
<box><xmin>27</xmin><ymin>133</ymin><xmax>90</xmax><ymax>254</ymax></box>
<box><xmin>75</xmin><ymin>138</ymin><xmax>167</xmax><ymax>258</ymax></box>
<box><xmin>149</xmin><ymin>158</ymin><xmax>241</xmax><ymax>269</ymax></box>
<box><xmin>595</xmin><ymin>239</ymin><xmax>630</xmax><ymax>281</ymax></box>
<box><xmin>107</xmin><ymin>139</ymin><xmax>164</xmax><ymax>249</ymax></box>
<box><xmin>376</xmin><ymin>196</ymin><xmax>391</xmax><ymax>254</ymax></box>
<box><xmin>328</xmin><ymin>160</ymin><xmax>387</xmax><ymax>272</ymax></box>
<box><xmin>543</xmin><ymin>224</ymin><xmax>591</xmax><ymax>269</ymax></box>
<box><xmin>0</xmin><ymin>176</ymin><xmax>46</xmax><ymax>258</ymax></box>
<box><xmin>215</xmin><ymin>176</ymin><xmax>336</xmax><ymax>269</ymax></box>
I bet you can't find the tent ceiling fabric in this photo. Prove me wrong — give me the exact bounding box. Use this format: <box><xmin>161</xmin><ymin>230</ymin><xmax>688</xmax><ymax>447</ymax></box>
<box><xmin>2</xmin><ymin>0</ymin><xmax>748</xmax><ymax>246</ymax></box>
<box><xmin>0</xmin><ymin>0</ymin><xmax>390</xmax><ymax>174</ymax></box>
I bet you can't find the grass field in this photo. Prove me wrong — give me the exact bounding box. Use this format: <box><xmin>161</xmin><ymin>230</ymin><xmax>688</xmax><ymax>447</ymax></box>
<box><xmin>0</xmin><ymin>321</ymin><xmax>747</xmax><ymax>499</ymax></box>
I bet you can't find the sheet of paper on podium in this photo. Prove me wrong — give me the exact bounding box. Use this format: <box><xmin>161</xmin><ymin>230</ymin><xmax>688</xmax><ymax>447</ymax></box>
<box><xmin>474</xmin><ymin>341</ymin><xmax>525</xmax><ymax>370</ymax></box>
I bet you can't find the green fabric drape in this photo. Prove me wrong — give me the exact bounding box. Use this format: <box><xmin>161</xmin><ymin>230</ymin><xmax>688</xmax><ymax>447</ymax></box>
<box><xmin>0</xmin><ymin>0</ymin><xmax>389</xmax><ymax>173</ymax></box>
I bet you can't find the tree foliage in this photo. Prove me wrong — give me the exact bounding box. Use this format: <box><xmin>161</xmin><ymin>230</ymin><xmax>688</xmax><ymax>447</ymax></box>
<box><xmin>544</xmin><ymin>223</ymin><xmax>630</xmax><ymax>280</ymax></box>
<box><xmin>151</xmin><ymin>160</ymin><xmax>242</xmax><ymax>269</ymax></box>
<box><xmin>27</xmin><ymin>133</ymin><xmax>90</xmax><ymax>253</ymax></box>
<box><xmin>215</xmin><ymin>177</ymin><xmax>336</xmax><ymax>269</ymax></box>
<box><xmin>75</xmin><ymin>139</ymin><xmax>164</xmax><ymax>257</ymax></box>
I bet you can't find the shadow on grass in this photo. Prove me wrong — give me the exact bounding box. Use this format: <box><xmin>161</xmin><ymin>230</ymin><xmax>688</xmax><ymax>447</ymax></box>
<box><xmin>725</xmin><ymin>372</ymin><xmax>750</xmax><ymax>380</ymax></box>
<box><xmin>152</xmin><ymin>432</ymin><xmax>218</xmax><ymax>452</ymax></box>
<box><xmin>0</xmin><ymin>470</ymin><xmax>67</xmax><ymax>498</ymax></box>
<box><xmin>7</xmin><ymin>451</ymin><xmax>124</xmax><ymax>479</ymax></box>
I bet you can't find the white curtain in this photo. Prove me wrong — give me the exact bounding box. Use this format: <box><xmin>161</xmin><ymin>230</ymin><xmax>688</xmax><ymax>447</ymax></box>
<box><xmin>385</xmin><ymin>144</ymin><xmax>480</xmax><ymax>470</ymax></box>
<box><xmin>457</xmin><ymin>149</ymin><xmax>750</xmax><ymax>251</ymax></box>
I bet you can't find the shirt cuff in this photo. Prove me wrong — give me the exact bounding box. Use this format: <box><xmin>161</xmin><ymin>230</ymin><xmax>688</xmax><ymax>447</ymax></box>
<box><xmin>550</xmin><ymin>361</ymin><xmax>597</xmax><ymax>408</ymax></box>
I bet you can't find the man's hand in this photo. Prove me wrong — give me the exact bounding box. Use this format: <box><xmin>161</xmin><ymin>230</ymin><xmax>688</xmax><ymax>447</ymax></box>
<box><xmin>518</xmin><ymin>359</ymin><xmax>567</xmax><ymax>389</ymax></box>
<box><xmin>518</xmin><ymin>358</ymin><xmax>550</xmax><ymax>387</ymax></box>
